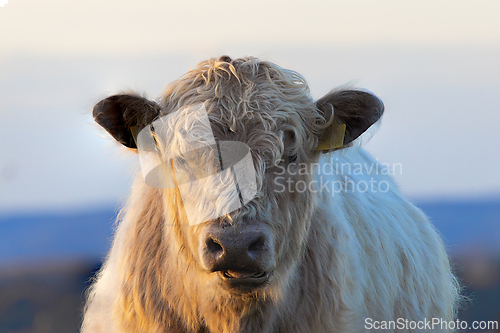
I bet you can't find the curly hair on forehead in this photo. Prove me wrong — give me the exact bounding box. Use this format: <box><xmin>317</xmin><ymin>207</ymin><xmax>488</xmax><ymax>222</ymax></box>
<box><xmin>159</xmin><ymin>56</ymin><xmax>322</xmax><ymax>166</ymax></box>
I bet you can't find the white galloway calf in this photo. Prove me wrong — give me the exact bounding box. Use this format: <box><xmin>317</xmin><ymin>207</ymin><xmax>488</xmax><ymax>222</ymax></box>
<box><xmin>83</xmin><ymin>56</ymin><xmax>460</xmax><ymax>333</ymax></box>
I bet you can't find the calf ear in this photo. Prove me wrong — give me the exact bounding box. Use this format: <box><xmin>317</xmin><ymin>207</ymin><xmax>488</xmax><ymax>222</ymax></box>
<box><xmin>93</xmin><ymin>94</ymin><xmax>161</xmax><ymax>149</ymax></box>
<box><xmin>315</xmin><ymin>89</ymin><xmax>384</xmax><ymax>151</ymax></box>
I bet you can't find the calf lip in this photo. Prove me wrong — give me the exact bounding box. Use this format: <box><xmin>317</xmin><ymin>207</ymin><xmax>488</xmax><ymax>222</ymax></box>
<box><xmin>218</xmin><ymin>270</ymin><xmax>269</xmax><ymax>290</ymax></box>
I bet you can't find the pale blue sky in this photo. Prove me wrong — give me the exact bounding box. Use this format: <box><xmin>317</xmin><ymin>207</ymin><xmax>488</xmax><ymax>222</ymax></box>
<box><xmin>1</xmin><ymin>1</ymin><xmax>499</xmax><ymax>214</ymax></box>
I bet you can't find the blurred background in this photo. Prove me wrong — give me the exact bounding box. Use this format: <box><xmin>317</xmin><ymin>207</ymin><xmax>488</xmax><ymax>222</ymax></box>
<box><xmin>1</xmin><ymin>0</ymin><xmax>499</xmax><ymax>332</ymax></box>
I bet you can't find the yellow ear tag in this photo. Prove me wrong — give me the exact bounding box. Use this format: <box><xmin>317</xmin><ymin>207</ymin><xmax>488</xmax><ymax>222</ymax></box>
<box><xmin>314</xmin><ymin>123</ymin><xmax>346</xmax><ymax>151</ymax></box>
<box><xmin>130</xmin><ymin>126</ymin><xmax>138</xmax><ymax>146</ymax></box>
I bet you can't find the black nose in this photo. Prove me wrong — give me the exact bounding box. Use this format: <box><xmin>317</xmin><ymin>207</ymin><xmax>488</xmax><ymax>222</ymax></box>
<box><xmin>200</xmin><ymin>224</ymin><xmax>273</xmax><ymax>273</ymax></box>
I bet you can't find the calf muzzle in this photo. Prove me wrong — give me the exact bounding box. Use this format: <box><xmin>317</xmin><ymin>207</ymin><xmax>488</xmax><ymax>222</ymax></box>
<box><xmin>200</xmin><ymin>222</ymin><xmax>274</xmax><ymax>291</ymax></box>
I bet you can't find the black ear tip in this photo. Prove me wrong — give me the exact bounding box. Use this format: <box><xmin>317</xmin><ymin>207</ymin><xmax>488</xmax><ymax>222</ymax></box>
<box><xmin>92</xmin><ymin>98</ymin><xmax>109</xmax><ymax>120</ymax></box>
<box><xmin>355</xmin><ymin>90</ymin><xmax>385</xmax><ymax>118</ymax></box>
<box><xmin>92</xmin><ymin>95</ymin><xmax>124</xmax><ymax>120</ymax></box>
<box><xmin>370</xmin><ymin>92</ymin><xmax>384</xmax><ymax>110</ymax></box>
<box><xmin>370</xmin><ymin>94</ymin><xmax>385</xmax><ymax>117</ymax></box>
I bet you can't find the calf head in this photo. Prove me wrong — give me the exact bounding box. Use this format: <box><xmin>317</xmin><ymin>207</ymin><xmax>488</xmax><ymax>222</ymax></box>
<box><xmin>93</xmin><ymin>56</ymin><xmax>383</xmax><ymax>298</ymax></box>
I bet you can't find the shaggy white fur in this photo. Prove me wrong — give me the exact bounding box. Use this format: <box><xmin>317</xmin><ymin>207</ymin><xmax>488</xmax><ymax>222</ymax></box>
<box><xmin>83</xmin><ymin>56</ymin><xmax>460</xmax><ymax>333</ymax></box>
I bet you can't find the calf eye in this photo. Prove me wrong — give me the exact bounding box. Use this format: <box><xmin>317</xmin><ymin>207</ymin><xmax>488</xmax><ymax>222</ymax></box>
<box><xmin>287</xmin><ymin>154</ymin><xmax>297</xmax><ymax>164</ymax></box>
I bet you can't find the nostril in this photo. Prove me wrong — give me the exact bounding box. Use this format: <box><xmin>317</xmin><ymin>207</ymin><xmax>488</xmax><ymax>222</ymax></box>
<box><xmin>206</xmin><ymin>237</ymin><xmax>223</xmax><ymax>255</ymax></box>
<box><xmin>248</xmin><ymin>236</ymin><xmax>265</xmax><ymax>253</ymax></box>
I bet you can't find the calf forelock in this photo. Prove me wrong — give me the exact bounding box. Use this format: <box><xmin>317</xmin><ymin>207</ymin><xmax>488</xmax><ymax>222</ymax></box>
<box><xmin>160</xmin><ymin>56</ymin><xmax>322</xmax><ymax>169</ymax></box>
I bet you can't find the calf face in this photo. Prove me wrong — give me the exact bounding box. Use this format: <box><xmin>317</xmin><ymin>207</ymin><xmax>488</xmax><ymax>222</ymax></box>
<box><xmin>93</xmin><ymin>56</ymin><xmax>383</xmax><ymax>295</ymax></box>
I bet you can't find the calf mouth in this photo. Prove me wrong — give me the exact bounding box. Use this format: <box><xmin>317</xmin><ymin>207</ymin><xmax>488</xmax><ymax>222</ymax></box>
<box><xmin>218</xmin><ymin>269</ymin><xmax>269</xmax><ymax>291</ymax></box>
